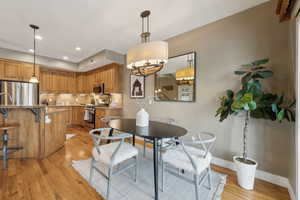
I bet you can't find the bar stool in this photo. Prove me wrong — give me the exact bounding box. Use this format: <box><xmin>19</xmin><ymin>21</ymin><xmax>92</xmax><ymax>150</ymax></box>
<box><xmin>0</xmin><ymin>123</ymin><xmax>23</xmax><ymax>169</ymax></box>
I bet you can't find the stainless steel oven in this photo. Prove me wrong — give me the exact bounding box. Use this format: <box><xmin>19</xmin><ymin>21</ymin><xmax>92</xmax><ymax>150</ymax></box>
<box><xmin>84</xmin><ymin>105</ymin><xmax>95</xmax><ymax>125</ymax></box>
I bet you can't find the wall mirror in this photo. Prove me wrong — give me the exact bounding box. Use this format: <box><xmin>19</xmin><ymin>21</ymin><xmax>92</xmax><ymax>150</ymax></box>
<box><xmin>154</xmin><ymin>52</ymin><xmax>196</xmax><ymax>102</ymax></box>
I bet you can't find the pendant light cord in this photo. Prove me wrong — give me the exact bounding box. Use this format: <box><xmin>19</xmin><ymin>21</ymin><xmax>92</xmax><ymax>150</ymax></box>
<box><xmin>33</xmin><ymin>27</ymin><xmax>36</xmax><ymax>76</ymax></box>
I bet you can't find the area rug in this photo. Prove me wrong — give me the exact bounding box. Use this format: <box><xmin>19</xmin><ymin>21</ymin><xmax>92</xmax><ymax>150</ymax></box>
<box><xmin>72</xmin><ymin>149</ymin><xmax>226</xmax><ymax>200</ymax></box>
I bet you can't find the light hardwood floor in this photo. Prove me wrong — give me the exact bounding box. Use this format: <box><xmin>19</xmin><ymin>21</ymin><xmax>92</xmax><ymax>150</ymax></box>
<box><xmin>0</xmin><ymin>127</ymin><xmax>291</xmax><ymax>200</ymax></box>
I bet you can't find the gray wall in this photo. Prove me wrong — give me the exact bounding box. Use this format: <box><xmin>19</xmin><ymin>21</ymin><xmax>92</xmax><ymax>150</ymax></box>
<box><xmin>123</xmin><ymin>0</ymin><xmax>296</xmax><ymax>181</ymax></box>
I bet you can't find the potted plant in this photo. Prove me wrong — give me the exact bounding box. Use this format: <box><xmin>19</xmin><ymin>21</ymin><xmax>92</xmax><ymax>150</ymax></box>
<box><xmin>215</xmin><ymin>58</ymin><xmax>295</xmax><ymax>190</ymax></box>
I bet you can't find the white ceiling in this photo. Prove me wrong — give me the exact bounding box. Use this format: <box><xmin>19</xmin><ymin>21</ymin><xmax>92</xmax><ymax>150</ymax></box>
<box><xmin>0</xmin><ymin>0</ymin><xmax>268</xmax><ymax>63</ymax></box>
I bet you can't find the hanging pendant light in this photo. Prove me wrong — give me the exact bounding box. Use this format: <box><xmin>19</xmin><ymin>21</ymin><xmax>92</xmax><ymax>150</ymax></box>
<box><xmin>127</xmin><ymin>10</ymin><xmax>168</xmax><ymax>76</ymax></box>
<box><xmin>176</xmin><ymin>54</ymin><xmax>195</xmax><ymax>81</ymax></box>
<box><xmin>29</xmin><ymin>24</ymin><xmax>39</xmax><ymax>83</ymax></box>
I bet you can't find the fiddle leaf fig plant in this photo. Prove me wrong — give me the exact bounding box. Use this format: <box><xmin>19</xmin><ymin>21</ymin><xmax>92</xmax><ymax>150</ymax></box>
<box><xmin>215</xmin><ymin>58</ymin><xmax>295</xmax><ymax>163</ymax></box>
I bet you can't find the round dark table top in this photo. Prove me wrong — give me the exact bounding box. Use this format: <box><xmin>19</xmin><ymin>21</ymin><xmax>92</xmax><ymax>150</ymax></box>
<box><xmin>109</xmin><ymin>118</ymin><xmax>187</xmax><ymax>139</ymax></box>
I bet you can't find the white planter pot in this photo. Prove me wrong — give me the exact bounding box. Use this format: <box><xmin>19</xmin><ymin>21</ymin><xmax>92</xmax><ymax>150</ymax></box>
<box><xmin>233</xmin><ymin>156</ymin><xmax>257</xmax><ymax>190</ymax></box>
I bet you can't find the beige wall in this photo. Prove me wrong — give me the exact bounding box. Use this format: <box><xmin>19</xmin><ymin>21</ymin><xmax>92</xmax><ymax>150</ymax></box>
<box><xmin>123</xmin><ymin>1</ymin><xmax>296</xmax><ymax>179</ymax></box>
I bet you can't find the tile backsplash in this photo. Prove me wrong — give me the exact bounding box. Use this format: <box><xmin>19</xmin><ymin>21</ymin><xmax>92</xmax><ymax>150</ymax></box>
<box><xmin>40</xmin><ymin>93</ymin><xmax>123</xmax><ymax>107</ymax></box>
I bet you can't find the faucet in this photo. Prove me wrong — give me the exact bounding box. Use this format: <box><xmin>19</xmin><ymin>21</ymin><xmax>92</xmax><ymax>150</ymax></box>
<box><xmin>0</xmin><ymin>92</ymin><xmax>13</xmax><ymax>104</ymax></box>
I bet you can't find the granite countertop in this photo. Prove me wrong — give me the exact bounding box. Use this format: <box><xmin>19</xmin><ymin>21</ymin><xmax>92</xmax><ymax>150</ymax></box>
<box><xmin>0</xmin><ymin>105</ymin><xmax>122</xmax><ymax>110</ymax></box>
<box><xmin>47</xmin><ymin>105</ymin><xmax>122</xmax><ymax>109</ymax></box>
<box><xmin>45</xmin><ymin>108</ymin><xmax>70</xmax><ymax>114</ymax></box>
<box><xmin>0</xmin><ymin>105</ymin><xmax>46</xmax><ymax>108</ymax></box>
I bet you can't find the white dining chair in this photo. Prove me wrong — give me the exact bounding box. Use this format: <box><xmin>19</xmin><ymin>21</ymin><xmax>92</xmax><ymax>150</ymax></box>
<box><xmin>89</xmin><ymin>128</ymin><xmax>139</xmax><ymax>200</ymax></box>
<box><xmin>161</xmin><ymin>132</ymin><xmax>216</xmax><ymax>200</ymax></box>
<box><xmin>100</xmin><ymin>116</ymin><xmax>134</xmax><ymax>145</ymax></box>
<box><xmin>143</xmin><ymin>117</ymin><xmax>175</xmax><ymax>160</ymax></box>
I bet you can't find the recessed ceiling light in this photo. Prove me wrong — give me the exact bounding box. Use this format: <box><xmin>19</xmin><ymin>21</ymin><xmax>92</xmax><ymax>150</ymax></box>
<box><xmin>63</xmin><ymin>56</ymin><xmax>69</xmax><ymax>60</ymax></box>
<box><xmin>75</xmin><ymin>46</ymin><xmax>81</xmax><ymax>51</ymax></box>
<box><xmin>29</xmin><ymin>49</ymin><xmax>34</xmax><ymax>53</ymax></box>
<box><xmin>35</xmin><ymin>35</ymin><xmax>43</xmax><ymax>40</ymax></box>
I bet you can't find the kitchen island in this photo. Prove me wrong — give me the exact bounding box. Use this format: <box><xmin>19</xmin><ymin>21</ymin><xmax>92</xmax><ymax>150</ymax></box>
<box><xmin>0</xmin><ymin>106</ymin><xmax>68</xmax><ymax>159</ymax></box>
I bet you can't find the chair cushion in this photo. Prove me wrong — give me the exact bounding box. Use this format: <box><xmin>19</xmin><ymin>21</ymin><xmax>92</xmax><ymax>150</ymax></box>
<box><xmin>92</xmin><ymin>142</ymin><xmax>138</xmax><ymax>165</ymax></box>
<box><xmin>162</xmin><ymin>146</ymin><xmax>211</xmax><ymax>174</ymax></box>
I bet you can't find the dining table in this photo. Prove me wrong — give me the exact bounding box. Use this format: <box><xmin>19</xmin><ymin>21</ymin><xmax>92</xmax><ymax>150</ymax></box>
<box><xmin>108</xmin><ymin>118</ymin><xmax>187</xmax><ymax>200</ymax></box>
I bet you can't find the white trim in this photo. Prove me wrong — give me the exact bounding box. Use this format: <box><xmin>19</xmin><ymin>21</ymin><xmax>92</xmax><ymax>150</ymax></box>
<box><xmin>296</xmin><ymin>14</ymin><xmax>300</xmax><ymax>200</ymax></box>
<box><xmin>288</xmin><ymin>181</ymin><xmax>297</xmax><ymax>200</ymax></box>
<box><xmin>211</xmin><ymin>156</ymin><xmax>296</xmax><ymax>200</ymax></box>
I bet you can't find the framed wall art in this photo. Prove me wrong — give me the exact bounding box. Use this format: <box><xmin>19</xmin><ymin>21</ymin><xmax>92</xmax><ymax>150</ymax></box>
<box><xmin>130</xmin><ymin>75</ymin><xmax>145</xmax><ymax>98</ymax></box>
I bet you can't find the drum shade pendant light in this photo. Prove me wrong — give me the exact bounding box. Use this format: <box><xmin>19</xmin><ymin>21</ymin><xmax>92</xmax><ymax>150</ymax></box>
<box><xmin>29</xmin><ymin>24</ymin><xmax>39</xmax><ymax>83</ymax></box>
<box><xmin>127</xmin><ymin>10</ymin><xmax>168</xmax><ymax>76</ymax></box>
<box><xmin>176</xmin><ymin>54</ymin><xmax>195</xmax><ymax>81</ymax></box>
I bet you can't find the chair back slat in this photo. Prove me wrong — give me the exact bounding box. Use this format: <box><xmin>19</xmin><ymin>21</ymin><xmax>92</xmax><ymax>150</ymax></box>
<box><xmin>89</xmin><ymin>128</ymin><xmax>133</xmax><ymax>167</ymax></box>
<box><xmin>174</xmin><ymin>131</ymin><xmax>216</xmax><ymax>171</ymax></box>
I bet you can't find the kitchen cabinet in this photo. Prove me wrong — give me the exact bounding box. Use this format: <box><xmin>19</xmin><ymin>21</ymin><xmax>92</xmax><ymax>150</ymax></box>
<box><xmin>86</xmin><ymin>71</ymin><xmax>96</xmax><ymax>93</ymax></box>
<box><xmin>40</xmin><ymin>69</ymin><xmax>76</xmax><ymax>93</ymax></box>
<box><xmin>0</xmin><ymin>59</ymin><xmax>41</xmax><ymax>82</ymax></box>
<box><xmin>66</xmin><ymin>72</ymin><xmax>76</xmax><ymax>93</ymax></box>
<box><xmin>3</xmin><ymin>61</ymin><xmax>21</xmax><ymax>80</ymax></box>
<box><xmin>52</xmin><ymin>72</ymin><xmax>63</xmax><ymax>92</ymax></box>
<box><xmin>0</xmin><ymin>61</ymin><xmax>4</xmax><ymax>79</ymax></box>
<box><xmin>76</xmin><ymin>73</ymin><xmax>87</xmax><ymax>93</ymax></box>
<box><xmin>0</xmin><ymin>107</ymin><xmax>68</xmax><ymax>159</ymax></box>
<box><xmin>0</xmin><ymin>59</ymin><xmax>121</xmax><ymax>94</ymax></box>
<box><xmin>88</xmin><ymin>63</ymin><xmax>121</xmax><ymax>93</ymax></box>
<box><xmin>44</xmin><ymin>110</ymin><xmax>67</xmax><ymax>157</ymax></box>
<box><xmin>58</xmin><ymin>107</ymin><xmax>72</xmax><ymax>126</ymax></box>
<box><xmin>21</xmin><ymin>63</ymin><xmax>40</xmax><ymax>82</ymax></box>
<box><xmin>40</xmin><ymin>70</ymin><xmax>53</xmax><ymax>92</ymax></box>
<box><xmin>71</xmin><ymin>107</ymin><xmax>85</xmax><ymax>126</ymax></box>
<box><xmin>95</xmin><ymin>109</ymin><xmax>106</xmax><ymax>128</ymax></box>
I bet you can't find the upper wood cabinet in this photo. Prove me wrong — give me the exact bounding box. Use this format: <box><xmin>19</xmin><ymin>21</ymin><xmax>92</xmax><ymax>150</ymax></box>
<box><xmin>76</xmin><ymin>73</ymin><xmax>87</xmax><ymax>93</ymax></box>
<box><xmin>87</xmin><ymin>63</ymin><xmax>121</xmax><ymax>93</ymax></box>
<box><xmin>21</xmin><ymin>63</ymin><xmax>40</xmax><ymax>82</ymax></box>
<box><xmin>66</xmin><ymin>72</ymin><xmax>76</xmax><ymax>93</ymax></box>
<box><xmin>0</xmin><ymin>61</ymin><xmax>4</xmax><ymax>79</ymax></box>
<box><xmin>40</xmin><ymin>70</ymin><xmax>53</xmax><ymax>92</ymax></box>
<box><xmin>4</xmin><ymin>61</ymin><xmax>21</xmax><ymax>80</ymax></box>
<box><xmin>0</xmin><ymin>59</ymin><xmax>122</xmax><ymax>94</ymax></box>
<box><xmin>0</xmin><ymin>59</ymin><xmax>40</xmax><ymax>82</ymax></box>
<box><xmin>40</xmin><ymin>68</ymin><xmax>76</xmax><ymax>93</ymax></box>
<box><xmin>86</xmin><ymin>71</ymin><xmax>96</xmax><ymax>93</ymax></box>
<box><xmin>75</xmin><ymin>63</ymin><xmax>121</xmax><ymax>94</ymax></box>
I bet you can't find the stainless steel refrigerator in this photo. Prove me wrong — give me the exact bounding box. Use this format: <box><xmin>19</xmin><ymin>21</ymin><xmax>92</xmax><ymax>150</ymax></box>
<box><xmin>0</xmin><ymin>80</ymin><xmax>39</xmax><ymax>105</ymax></box>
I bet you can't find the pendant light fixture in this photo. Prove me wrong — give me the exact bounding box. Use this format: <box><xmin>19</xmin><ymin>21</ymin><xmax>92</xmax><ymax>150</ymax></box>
<box><xmin>127</xmin><ymin>10</ymin><xmax>168</xmax><ymax>76</ymax></box>
<box><xmin>29</xmin><ymin>24</ymin><xmax>39</xmax><ymax>83</ymax></box>
<box><xmin>176</xmin><ymin>54</ymin><xmax>195</xmax><ymax>81</ymax></box>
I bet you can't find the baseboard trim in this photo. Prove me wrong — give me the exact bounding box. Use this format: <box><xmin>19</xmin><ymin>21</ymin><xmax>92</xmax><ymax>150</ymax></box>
<box><xmin>212</xmin><ymin>157</ymin><xmax>296</xmax><ymax>200</ymax></box>
<box><xmin>287</xmin><ymin>181</ymin><xmax>297</xmax><ymax>200</ymax></box>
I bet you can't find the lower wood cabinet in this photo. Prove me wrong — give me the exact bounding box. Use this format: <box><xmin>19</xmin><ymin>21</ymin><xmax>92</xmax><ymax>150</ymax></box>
<box><xmin>44</xmin><ymin>111</ymin><xmax>67</xmax><ymax>157</ymax></box>
<box><xmin>71</xmin><ymin>107</ymin><xmax>85</xmax><ymax>126</ymax></box>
